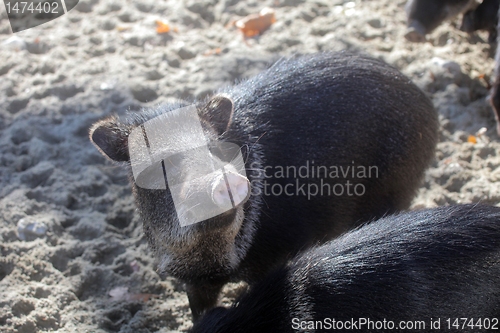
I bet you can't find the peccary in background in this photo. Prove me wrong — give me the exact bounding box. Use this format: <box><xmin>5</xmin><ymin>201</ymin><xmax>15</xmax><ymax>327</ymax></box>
<box><xmin>462</xmin><ymin>1</ymin><xmax>500</xmax><ymax>134</ymax></box>
<box><xmin>89</xmin><ymin>52</ymin><xmax>438</xmax><ymax>320</ymax></box>
<box><xmin>460</xmin><ymin>0</ymin><xmax>499</xmax><ymax>43</ymax></box>
<box><xmin>191</xmin><ymin>204</ymin><xmax>500</xmax><ymax>333</ymax></box>
<box><xmin>489</xmin><ymin>5</ymin><xmax>500</xmax><ymax>134</ymax></box>
<box><xmin>405</xmin><ymin>0</ymin><xmax>475</xmax><ymax>42</ymax></box>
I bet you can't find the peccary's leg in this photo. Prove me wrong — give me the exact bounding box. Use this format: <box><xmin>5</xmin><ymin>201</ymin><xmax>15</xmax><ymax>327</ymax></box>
<box><xmin>489</xmin><ymin>28</ymin><xmax>498</xmax><ymax>43</ymax></box>
<box><xmin>460</xmin><ymin>0</ymin><xmax>500</xmax><ymax>43</ymax></box>
<box><xmin>186</xmin><ymin>282</ymin><xmax>225</xmax><ymax>322</ymax></box>
<box><xmin>491</xmin><ymin>5</ymin><xmax>500</xmax><ymax>135</ymax></box>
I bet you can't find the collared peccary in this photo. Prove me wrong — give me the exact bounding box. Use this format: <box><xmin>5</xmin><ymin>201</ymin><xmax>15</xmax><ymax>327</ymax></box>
<box><xmin>460</xmin><ymin>0</ymin><xmax>500</xmax><ymax>43</ymax></box>
<box><xmin>89</xmin><ymin>52</ymin><xmax>438</xmax><ymax>320</ymax></box>
<box><xmin>405</xmin><ymin>0</ymin><xmax>475</xmax><ymax>42</ymax></box>
<box><xmin>191</xmin><ymin>204</ymin><xmax>500</xmax><ymax>333</ymax></box>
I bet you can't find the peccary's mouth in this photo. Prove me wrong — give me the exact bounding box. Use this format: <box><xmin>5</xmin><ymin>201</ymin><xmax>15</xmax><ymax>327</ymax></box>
<box><xmin>193</xmin><ymin>209</ymin><xmax>237</xmax><ymax>231</ymax></box>
<box><xmin>155</xmin><ymin>205</ymin><xmax>246</xmax><ymax>279</ymax></box>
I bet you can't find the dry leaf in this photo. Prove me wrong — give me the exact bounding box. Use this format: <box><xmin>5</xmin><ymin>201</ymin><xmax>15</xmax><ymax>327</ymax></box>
<box><xmin>235</xmin><ymin>7</ymin><xmax>276</xmax><ymax>38</ymax></box>
<box><xmin>109</xmin><ymin>286</ymin><xmax>158</xmax><ymax>302</ymax></box>
<box><xmin>478</xmin><ymin>74</ymin><xmax>492</xmax><ymax>89</ymax></box>
<box><xmin>467</xmin><ymin>135</ymin><xmax>477</xmax><ymax>144</ymax></box>
<box><xmin>155</xmin><ymin>20</ymin><xmax>171</xmax><ymax>34</ymax></box>
<box><xmin>203</xmin><ymin>47</ymin><xmax>222</xmax><ymax>56</ymax></box>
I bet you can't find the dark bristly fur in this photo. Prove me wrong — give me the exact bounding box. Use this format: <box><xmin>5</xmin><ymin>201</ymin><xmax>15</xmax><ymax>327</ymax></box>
<box><xmin>191</xmin><ymin>204</ymin><xmax>500</xmax><ymax>333</ymax></box>
<box><xmin>89</xmin><ymin>52</ymin><xmax>438</xmax><ymax>320</ymax></box>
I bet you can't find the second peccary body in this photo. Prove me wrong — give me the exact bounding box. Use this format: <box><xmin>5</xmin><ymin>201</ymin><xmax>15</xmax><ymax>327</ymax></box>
<box><xmin>191</xmin><ymin>204</ymin><xmax>500</xmax><ymax>333</ymax></box>
<box><xmin>89</xmin><ymin>52</ymin><xmax>438</xmax><ymax>320</ymax></box>
<box><xmin>405</xmin><ymin>0</ymin><xmax>475</xmax><ymax>42</ymax></box>
<box><xmin>460</xmin><ymin>0</ymin><xmax>500</xmax><ymax>42</ymax></box>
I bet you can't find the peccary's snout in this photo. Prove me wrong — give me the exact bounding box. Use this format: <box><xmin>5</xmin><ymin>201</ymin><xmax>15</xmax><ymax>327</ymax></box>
<box><xmin>212</xmin><ymin>171</ymin><xmax>250</xmax><ymax>208</ymax></box>
<box><xmin>171</xmin><ymin>165</ymin><xmax>250</xmax><ymax>228</ymax></box>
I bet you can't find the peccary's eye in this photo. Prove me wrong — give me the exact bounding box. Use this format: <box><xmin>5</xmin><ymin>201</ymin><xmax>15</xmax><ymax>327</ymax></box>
<box><xmin>164</xmin><ymin>157</ymin><xmax>182</xmax><ymax>177</ymax></box>
<box><xmin>207</xmin><ymin>142</ymin><xmax>241</xmax><ymax>164</ymax></box>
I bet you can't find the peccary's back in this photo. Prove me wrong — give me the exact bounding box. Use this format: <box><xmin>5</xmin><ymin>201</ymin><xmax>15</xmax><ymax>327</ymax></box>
<box><xmin>221</xmin><ymin>52</ymin><xmax>438</xmax><ymax>281</ymax></box>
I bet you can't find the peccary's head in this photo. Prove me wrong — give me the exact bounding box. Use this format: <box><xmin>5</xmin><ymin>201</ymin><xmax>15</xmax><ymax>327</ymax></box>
<box><xmin>90</xmin><ymin>95</ymin><xmax>255</xmax><ymax>280</ymax></box>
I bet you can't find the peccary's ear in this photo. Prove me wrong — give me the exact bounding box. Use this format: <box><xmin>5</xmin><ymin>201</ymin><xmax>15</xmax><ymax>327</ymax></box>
<box><xmin>89</xmin><ymin>116</ymin><xmax>130</xmax><ymax>162</ymax></box>
<box><xmin>201</xmin><ymin>94</ymin><xmax>234</xmax><ymax>136</ymax></box>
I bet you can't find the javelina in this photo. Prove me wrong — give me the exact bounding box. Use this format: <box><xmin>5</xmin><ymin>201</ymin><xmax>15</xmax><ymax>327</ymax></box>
<box><xmin>460</xmin><ymin>0</ymin><xmax>499</xmax><ymax>43</ymax></box>
<box><xmin>405</xmin><ymin>0</ymin><xmax>475</xmax><ymax>42</ymax></box>
<box><xmin>89</xmin><ymin>52</ymin><xmax>438</xmax><ymax>320</ymax></box>
<box><xmin>191</xmin><ymin>204</ymin><xmax>500</xmax><ymax>333</ymax></box>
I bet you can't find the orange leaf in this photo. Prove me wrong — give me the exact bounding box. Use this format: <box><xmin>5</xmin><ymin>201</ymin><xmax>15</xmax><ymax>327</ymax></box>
<box><xmin>467</xmin><ymin>135</ymin><xmax>477</xmax><ymax>144</ymax></box>
<box><xmin>156</xmin><ymin>20</ymin><xmax>171</xmax><ymax>34</ymax></box>
<box><xmin>235</xmin><ymin>8</ymin><xmax>276</xmax><ymax>38</ymax></box>
<box><xmin>129</xmin><ymin>293</ymin><xmax>156</xmax><ymax>302</ymax></box>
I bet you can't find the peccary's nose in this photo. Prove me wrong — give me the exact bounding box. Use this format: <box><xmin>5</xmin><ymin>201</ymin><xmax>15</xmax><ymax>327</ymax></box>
<box><xmin>212</xmin><ymin>172</ymin><xmax>250</xmax><ymax>208</ymax></box>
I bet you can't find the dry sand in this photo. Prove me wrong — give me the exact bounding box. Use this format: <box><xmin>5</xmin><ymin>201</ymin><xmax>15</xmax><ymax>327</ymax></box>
<box><xmin>1</xmin><ymin>0</ymin><xmax>499</xmax><ymax>332</ymax></box>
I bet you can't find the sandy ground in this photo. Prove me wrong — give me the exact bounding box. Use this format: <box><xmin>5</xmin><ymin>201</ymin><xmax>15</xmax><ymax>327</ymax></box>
<box><xmin>1</xmin><ymin>0</ymin><xmax>500</xmax><ymax>332</ymax></box>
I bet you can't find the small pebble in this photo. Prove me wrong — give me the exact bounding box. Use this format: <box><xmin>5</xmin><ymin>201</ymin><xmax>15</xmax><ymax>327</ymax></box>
<box><xmin>17</xmin><ymin>219</ymin><xmax>48</xmax><ymax>241</ymax></box>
